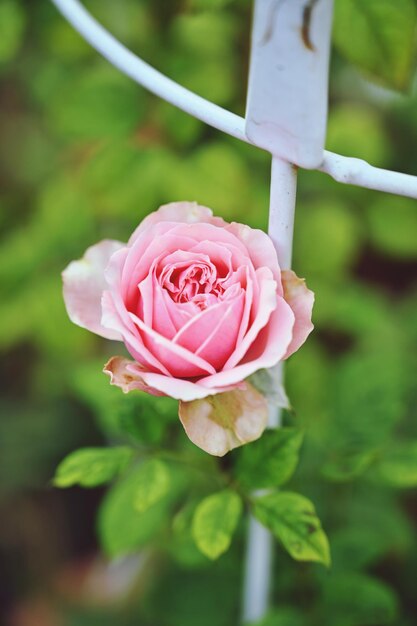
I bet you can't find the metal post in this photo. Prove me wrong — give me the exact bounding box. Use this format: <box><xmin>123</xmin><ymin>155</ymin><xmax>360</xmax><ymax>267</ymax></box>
<box><xmin>242</xmin><ymin>158</ymin><xmax>297</xmax><ymax>623</ymax></box>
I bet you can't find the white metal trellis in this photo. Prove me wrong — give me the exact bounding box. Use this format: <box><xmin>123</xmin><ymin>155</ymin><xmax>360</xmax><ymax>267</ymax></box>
<box><xmin>50</xmin><ymin>0</ymin><xmax>417</xmax><ymax>623</ymax></box>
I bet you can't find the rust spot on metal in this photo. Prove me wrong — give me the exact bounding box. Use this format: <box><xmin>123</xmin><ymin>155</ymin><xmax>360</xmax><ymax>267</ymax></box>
<box><xmin>261</xmin><ymin>0</ymin><xmax>320</xmax><ymax>51</ymax></box>
<box><xmin>301</xmin><ymin>0</ymin><xmax>319</xmax><ymax>51</ymax></box>
<box><xmin>261</xmin><ymin>0</ymin><xmax>287</xmax><ymax>45</ymax></box>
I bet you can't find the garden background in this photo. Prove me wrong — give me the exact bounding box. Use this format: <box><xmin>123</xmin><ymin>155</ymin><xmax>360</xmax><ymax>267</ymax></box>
<box><xmin>1</xmin><ymin>1</ymin><xmax>417</xmax><ymax>625</ymax></box>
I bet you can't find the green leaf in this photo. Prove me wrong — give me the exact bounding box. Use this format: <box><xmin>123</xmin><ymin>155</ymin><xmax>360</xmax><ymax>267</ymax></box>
<box><xmin>367</xmin><ymin>196</ymin><xmax>417</xmax><ymax>259</ymax></box>
<box><xmin>134</xmin><ymin>459</ymin><xmax>171</xmax><ymax>513</ymax></box>
<box><xmin>253</xmin><ymin>492</ymin><xmax>330</xmax><ymax>566</ymax></box>
<box><xmin>170</xmin><ymin>501</ymin><xmax>210</xmax><ymax>567</ymax></box>
<box><xmin>323</xmin><ymin>573</ymin><xmax>399</xmax><ymax>625</ymax></box>
<box><xmin>324</xmin><ymin>349</ymin><xmax>406</xmax><ymax>464</ymax></box>
<box><xmin>53</xmin><ymin>446</ymin><xmax>134</xmax><ymax>488</ymax></box>
<box><xmin>375</xmin><ymin>441</ymin><xmax>417</xmax><ymax>488</ymax></box>
<box><xmin>49</xmin><ymin>66</ymin><xmax>145</xmax><ymax>140</ymax></box>
<box><xmin>192</xmin><ymin>490</ymin><xmax>242</xmax><ymax>560</ymax></box>
<box><xmin>98</xmin><ymin>463</ymin><xmax>185</xmax><ymax>558</ymax></box>
<box><xmin>333</xmin><ymin>0</ymin><xmax>417</xmax><ymax>91</ymax></box>
<box><xmin>331</xmin><ymin>526</ymin><xmax>388</xmax><ymax>572</ymax></box>
<box><xmin>0</xmin><ymin>1</ymin><xmax>25</xmax><ymax>63</ymax></box>
<box><xmin>119</xmin><ymin>394</ymin><xmax>178</xmax><ymax>445</ymax></box>
<box><xmin>234</xmin><ymin>428</ymin><xmax>304</xmax><ymax>490</ymax></box>
<box><xmin>321</xmin><ymin>449</ymin><xmax>377</xmax><ymax>483</ymax></box>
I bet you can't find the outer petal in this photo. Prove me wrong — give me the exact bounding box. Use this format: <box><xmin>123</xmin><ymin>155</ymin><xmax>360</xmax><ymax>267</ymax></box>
<box><xmin>223</xmin><ymin>267</ymin><xmax>277</xmax><ymax>369</ymax></box>
<box><xmin>281</xmin><ymin>269</ymin><xmax>314</xmax><ymax>359</ymax></box>
<box><xmin>128</xmin><ymin>201</ymin><xmax>227</xmax><ymax>245</ymax></box>
<box><xmin>101</xmin><ymin>290</ymin><xmax>172</xmax><ymax>375</ymax></box>
<box><xmin>62</xmin><ymin>240</ymin><xmax>124</xmax><ymax>340</ymax></box>
<box><xmin>132</xmin><ymin>370</ymin><xmax>242</xmax><ymax>401</ymax></box>
<box><xmin>199</xmin><ymin>297</ymin><xmax>295</xmax><ymax>389</ymax></box>
<box><xmin>103</xmin><ymin>356</ymin><xmax>165</xmax><ymax>396</ymax></box>
<box><xmin>178</xmin><ymin>383</ymin><xmax>268</xmax><ymax>456</ymax></box>
<box><xmin>226</xmin><ymin>222</ymin><xmax>283</xmax><ymax>291</ymax></box>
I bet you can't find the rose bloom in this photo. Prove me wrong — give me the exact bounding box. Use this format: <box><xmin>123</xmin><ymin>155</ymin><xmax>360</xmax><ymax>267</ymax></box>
<box><xmin>63</xmin><ymin>202</ymin><xmax>313</xmax><ymax>455</ymax></box>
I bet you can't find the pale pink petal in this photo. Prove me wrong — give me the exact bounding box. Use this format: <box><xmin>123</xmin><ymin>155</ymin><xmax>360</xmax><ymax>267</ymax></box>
<box><xmin>123</xmin><ymin>231</ymin><xmax>198</xmax><ymax>304</ymax></box>
<box><xmin>178</xmin><ymin>383</ymin><xmax>268</xmax><ymax>456</ymax></box>
<box><xmin>281</xmin><ymin>269</ymin><xmax>314</xmax><ymax>359</ymax></box>
<box><xmin>226</xmin><ymin>222</ymin><xmax>283</xmax><ymax>291</ymax></box>
<box><xmin>196</xmin><ymin>297</ymin><xmax>244</xmax><ymax>368</ymax></box>
<box><xmin>223</xmin><ymin>267</ymin><xmax>278</xmax><ymax>369</ymax></box>
<box><xmin>168</xmin><ymin>222</ymin><xmax>248</xmax><ymax>256</ymax></box>
<box><xmin>174</xmin><ymin>293</ymin><xmax>245</xmax><ymax>370</ymax></box>
<box><xmin>128</xmin><ymin>201</ymin><xmax>228</xmax><ymax>245</ymax></box>
<box><xmin>103</xmin><ymin>356</ymin><xmax>165</xmax><ymax>396</ymax></box>
<box><xmin>137</xmin><ymin>270</ymin><xmax>154</xmax><ymax>327</ymax></box>
<box><xmin>124</xmin><ymin>223</ymin><xmax>254</xmax><ymax>306</ymax></box>
<box><xmin>161</xmin><ymin>290</ymin><xmax>197</xmax><ymax>332</ymax></box>
<box><xmin>136</xmin><ymin>371</ymin><xmax>238</xmax><ymax>401</ymax></box>
<box><xmin>129</xmin><ymin>312</ymin><xmax>216</xmax><ymax>378</ymax></box>
<box><xmin>199</xmin><ymin>297</ymin><xmax>295</xmax><ymax>389</ymax></box>
<box><xmin>62</xmin><ymin>240</ymin><xmax>124</xmax><ymax>340</ymax></box>
<box><xmin>103</xmin><ymin>246</ymin><xmax>129</xmax><ymax>291</ymax></box>
<box><xmin>149</xmin><ymin>278</ymin><xmax>178</xmax><ymax>339</ymax></box>
<box><xmin>101</xmin><ymin>291</ymin><xmax>172</xmax><ymax>376</ymax></box>
<box><xmin>189</xmin><ymin>240</ymin><xmax>251</xmax><ymax>281</ymax></box>
<box><xmin>235</xmin><ymin>265</ymin><xmax>254</xmax><ymax>344</ymax></box>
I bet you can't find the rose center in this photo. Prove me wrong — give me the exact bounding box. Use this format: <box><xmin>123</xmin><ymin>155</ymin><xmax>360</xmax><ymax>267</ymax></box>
<box><xmin>160</xmin><ymin>260</ymin><xmax>224</xmax><ymax>308</ymax></box>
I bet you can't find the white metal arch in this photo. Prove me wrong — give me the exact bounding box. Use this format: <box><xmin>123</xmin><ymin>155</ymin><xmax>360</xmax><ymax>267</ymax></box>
<box><xmin>51</xmin><ymin>0</ymin><xmax>417</xmax><ymax>198</ymax></box>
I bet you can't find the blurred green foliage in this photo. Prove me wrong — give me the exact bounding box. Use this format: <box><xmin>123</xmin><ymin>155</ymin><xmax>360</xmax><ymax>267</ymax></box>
<box><xmin>1</xmin><ymin>1</ymin><xmax>417</xmax><ymax>625</ymax></box>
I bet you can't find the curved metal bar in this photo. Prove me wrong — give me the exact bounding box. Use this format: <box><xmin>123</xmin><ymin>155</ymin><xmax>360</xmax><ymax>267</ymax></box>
<box><xmin>318</xmin><ymin>153</ymin><xmax>417</xmax><ymax>199</ymax></box>
<box><xmin>51</xmin><ymin>0</ymin><xmax>417</xmax><ymax>199</ymax></box>
<box><xmin>50</xmin><ymin>0</ymin><xmax>248</xmax><ymax>143</ymax></box>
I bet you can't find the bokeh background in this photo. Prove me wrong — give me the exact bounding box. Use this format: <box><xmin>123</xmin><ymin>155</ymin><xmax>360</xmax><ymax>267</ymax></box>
<box><xmin>1</xmin><ymin>1</ymin><xmax>417</xmax><ymax>625</ymax></box>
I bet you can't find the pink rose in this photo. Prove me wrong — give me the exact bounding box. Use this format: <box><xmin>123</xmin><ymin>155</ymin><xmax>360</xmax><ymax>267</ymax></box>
<box><xmin>63</xmin><ymin>202</ymin><xmax>313</xmax><ymax>455</ymax></box>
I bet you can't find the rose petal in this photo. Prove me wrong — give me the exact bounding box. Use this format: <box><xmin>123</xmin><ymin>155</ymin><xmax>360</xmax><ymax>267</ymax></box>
<box><xmin>103</xmin><ymin>356</ymin><xmax>165</xmax><ymax>396</ymax></box>
<box><xmin>199</xmin><ymin>296</ymin><xmax>294</xmax><ymax>389</ymax></box>
<box><xmin>173</xmin><ymin>293</ymin><xmax>245</xmax><ymax>370</ymax></box>
<box><xmin>136</xmin><ymin>370</ymin><xmax>240</xmax><ymax>401</ymax></box>
<box><xmin>128</xmin><ymin>201</ymin><xmax>227</xmax><ymax>245</ymax></box>
<box><xmin>189</xmin><ymin>240</ymin><xmax>233</xmax><ymax>278</ymax></box>
<box><xmin>169</xmin><ymin>222</ymin><xmax>249</xmax><ymax>257</ymax></box>
<box><xmin>226</xmin><ymin>222</ymin><xmax>283</xmax><ymax>291</ymax></box>
<box><xmin>149</xmin><ymin>278</ymin><xmax>179</xmax><ymax>339</ymax></box>
<box><xmin>129</xmin><ymin>312</ymin><xmax>216</xmax><ymax>377</ymax></box>
<box><xmin>160</xmin><ymin>289</ymin><xmax>197</xmax><ymax>332</ymax></box>
<box><xmin>62</xmin><ymin>240</ymin><xmax>124</xmax><ymax>340</ymax></box>
<box><xmin>101</xmin><ymin>291</ymin><xmax>172</xmax><ymax>376</ymax></box>
<box><xmin>123</xmin><ymin>230</ymin><xmax>198</xmax><ymax>305</ymax></box>
<box><xmin>178</xmin><ymin>383</ymin><xmax>268</xmax><ymax>456</ymax></box>
<box><xmin>235</xmin><ymin>265</ymin><xmax>254</xmax><ymax>344</ymax></box>
<box><xmin>281</xmin><ymin>269</ymin><xmax>314</xmax><ymax>359</ymax></box>
<box><xmin>223</xmin><ymin>267</ymin><xmax>278</xmax><ymax>369</ymax></box>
